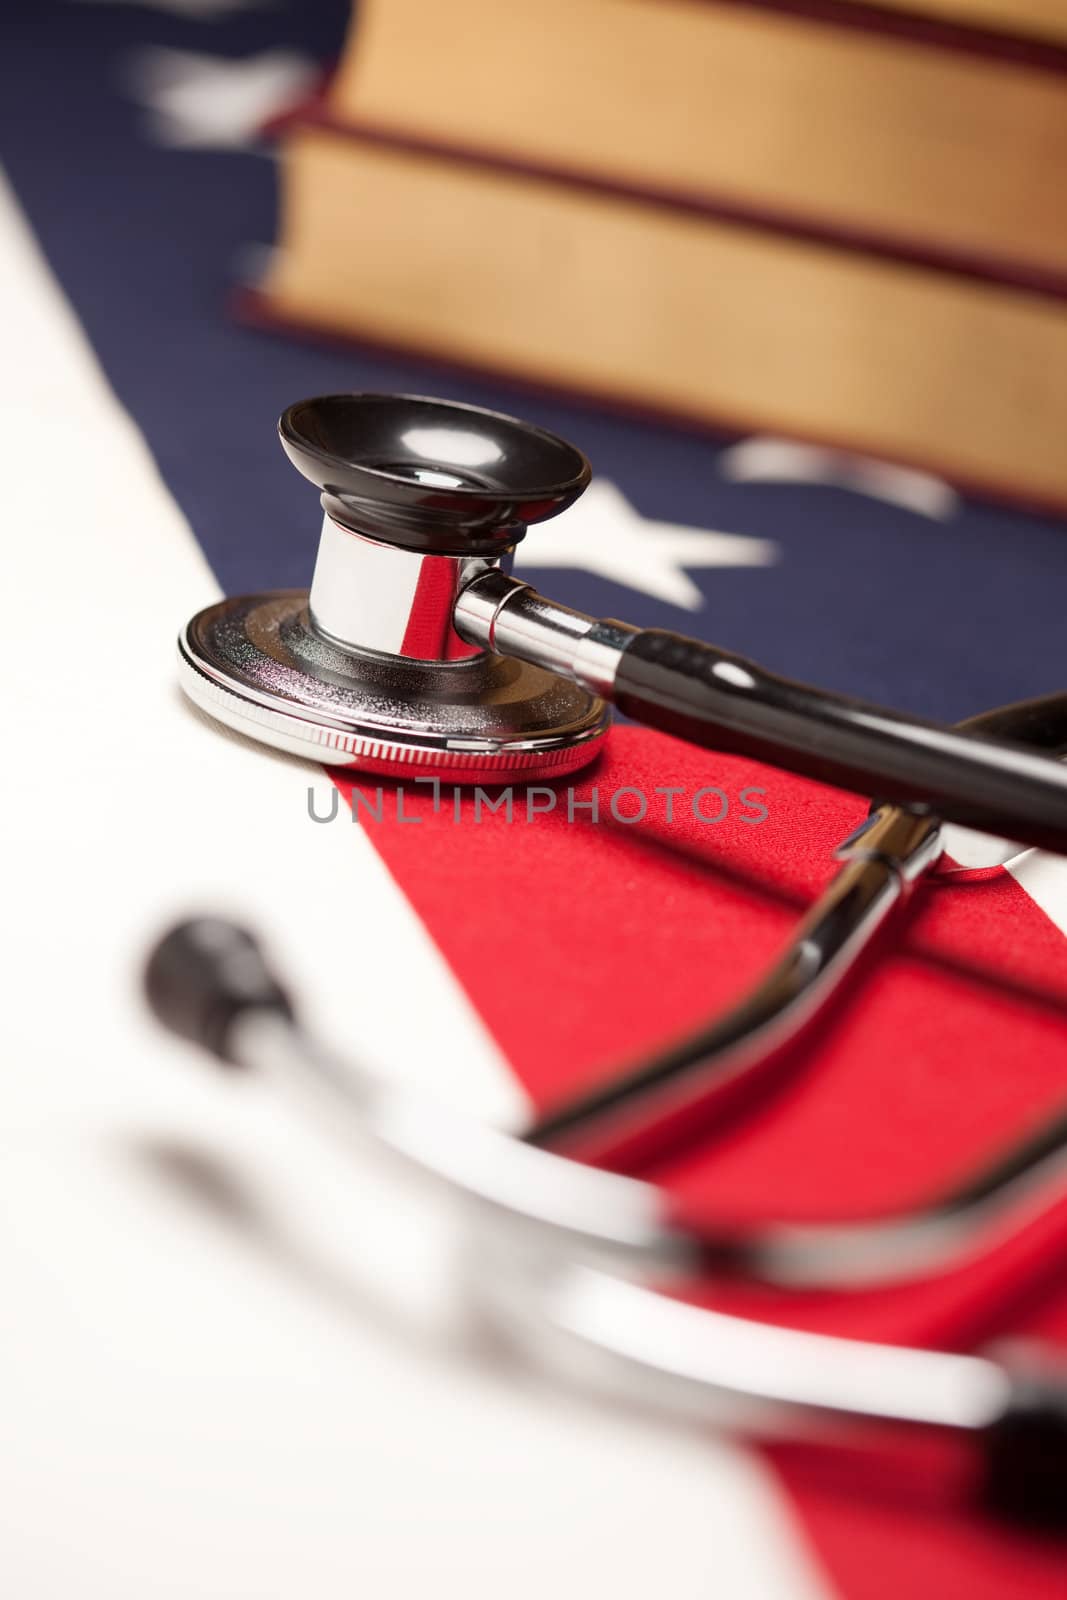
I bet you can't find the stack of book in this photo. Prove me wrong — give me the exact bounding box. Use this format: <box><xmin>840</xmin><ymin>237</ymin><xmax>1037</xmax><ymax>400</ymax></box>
<box><xmin>249</xmin><ymin>0</ymin><xmax>1067</xmax><ymax>508</ymax></box>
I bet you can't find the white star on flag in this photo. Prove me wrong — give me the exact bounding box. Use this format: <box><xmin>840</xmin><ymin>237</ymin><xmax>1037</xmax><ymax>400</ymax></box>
<box><xmin>515</xmin><ymin>478</ymin><xmax>777</xmax><ymax>610</ymax></box>
<box><xmin>124</xmin><ymin>47</ymin><xmax>317</xmax><ymax>149</ymax></box>
<box><xmin>718</xmin><ymin>436</ymin><xmax>959</xmax><ymax>521</ymax></box>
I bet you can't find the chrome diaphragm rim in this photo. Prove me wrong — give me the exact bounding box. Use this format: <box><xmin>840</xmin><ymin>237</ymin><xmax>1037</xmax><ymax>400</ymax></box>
<box><xmin>178</xmin><ymin>591</ymin><xmax>610</xmax><ymax>781</ymax></box>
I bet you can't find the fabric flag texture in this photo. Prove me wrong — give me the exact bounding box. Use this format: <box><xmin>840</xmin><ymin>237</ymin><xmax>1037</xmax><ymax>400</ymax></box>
<box><xmin>3</xmin><ymin>3</ymin><xmax>1067</xmax><ymax>1597</ymax></box>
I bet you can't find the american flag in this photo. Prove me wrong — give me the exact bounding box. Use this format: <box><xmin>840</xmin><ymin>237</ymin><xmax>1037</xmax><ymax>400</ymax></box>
<box><xmin>3</xmin><ymin>2</ymin><xmax>1067</xmax><ymax>1595</ymax></box>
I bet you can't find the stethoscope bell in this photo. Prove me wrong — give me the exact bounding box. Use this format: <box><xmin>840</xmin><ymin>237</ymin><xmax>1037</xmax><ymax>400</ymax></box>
<box><xmin>179</xmin><ymin>394</ymin><xmax>611</xmax><ymax>779</ymax></box>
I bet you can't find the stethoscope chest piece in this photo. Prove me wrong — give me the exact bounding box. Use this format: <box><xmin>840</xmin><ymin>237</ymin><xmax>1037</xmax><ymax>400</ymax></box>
<box><xmin>176</xmin><ymin>390</ymin><xmax>1067</xmax><ymax>859</ymax></box>
<box><xmin>179</xmin><ymin>589</ymin><xmax>609</xmax><ymax>779</ymax></box>
<box><xmin>178</xmin><ymin>394</ymin><xmax>610</xmax><ymax>779</ymax></box>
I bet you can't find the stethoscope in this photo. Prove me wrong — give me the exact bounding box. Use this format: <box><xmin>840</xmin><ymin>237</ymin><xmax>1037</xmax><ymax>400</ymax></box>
<box><xmin>150</xmin><ymin>393</ymin><xmax>1067</xmax><ymax>1529</ymax></box>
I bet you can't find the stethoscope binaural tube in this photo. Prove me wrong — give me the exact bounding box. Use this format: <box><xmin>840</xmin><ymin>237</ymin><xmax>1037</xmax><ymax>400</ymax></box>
<box><xmin>454</xmin><ymin>570</ymin><xmax>1067</xmax><ymax>855</ymax></box>
<box><xmin>147</xmin><ymin>690</ymin><xmax>1067</xmax><ymax>1296</ymax></box>
<box><xmin>526</xmin><ymin>799</ymin><xmax>942</xmax><ymax>1170</ymax></box>
<box><xmin>142</xmin><ymin>913</ymin><xmax>1067</xmax><ymax>1529</ymax></box>
<box><xmin>179</xmin><ymin>393</ymin><xmax>1067</xmax><ymax>856</ymax></box>
<box><xmin>527</xmin><ymin>690</ymin><xmax>1067</xmax><ymax>1170</ymax></box>
<box><xmin>470</xmin><ymin>1240</ymin><xmax>1067</xmax><ymax>1531</ymax></box>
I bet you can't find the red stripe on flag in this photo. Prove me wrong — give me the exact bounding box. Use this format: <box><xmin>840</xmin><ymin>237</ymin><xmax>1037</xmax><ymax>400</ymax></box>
<box><xmin>330</xmin><ymin>723</ymin><xmax>1067</xmax><ymax>1597</ymax></box>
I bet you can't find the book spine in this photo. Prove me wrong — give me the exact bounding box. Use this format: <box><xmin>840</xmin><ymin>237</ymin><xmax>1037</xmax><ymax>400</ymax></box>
<box><xmin>234</xmin><ymin>284</ymin><xmax>1067</xmax><ymax>525</ymax></box>
<box><xmin>685</xmin><ymin>0</ymin><xmax>1067</xmax><ymax>70</ymax></box>
<box><xmin>296</xmin><ymin>107</ymin><xmax>1067</xmax><ymax>305</ymax></box>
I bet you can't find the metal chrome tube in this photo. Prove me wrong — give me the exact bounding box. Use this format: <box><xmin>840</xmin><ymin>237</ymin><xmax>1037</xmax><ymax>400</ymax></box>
<box><xmin>474</xmin><ymin>1240</ymin><xmax>1013</xmax><ymax>1436</ymax></box>
<box><xmin>143</xmin><ymin>916</ymin><xmax>1067</xmax><ymax>1518</ymax></box>
<box><xmin>227</xmin><ymin>1009</ymin><xmax>694</xmax><ymax>1276</ymax></box>
<box><xmin>219</xmin><ymin>988</ymin><xmax>1050</xmax><ymax>1444</ymax></box>
<box><xmin>523</xmin><ymin>693</ymin><xmax>1067</xmax><ymax>1290</ymax></box>
<box><xmin>454</xmin><ymin>569</ymin><xmax>636</xmax><ymax>693</ymax></box>
<box><xmin>528</xmin><ymin>804</ymin><xmax>942</xmax><ymax>1167</ymax></box>
<box><xmin>713</xmin><ymin>1123</ymin><xmax>1067</xmax><ymax>1289</ymax></box>
<box><xmin>228</xmin><ymin>953</ymin><xmax>1067</xmax><ymax>1299</ymax></box>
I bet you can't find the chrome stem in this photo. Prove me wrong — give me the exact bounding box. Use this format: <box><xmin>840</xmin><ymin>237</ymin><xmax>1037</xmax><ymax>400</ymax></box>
<box><xmin>454</xmin><ymin>569</ymin><xmax>636</xmax><ymax>693</ymax></box>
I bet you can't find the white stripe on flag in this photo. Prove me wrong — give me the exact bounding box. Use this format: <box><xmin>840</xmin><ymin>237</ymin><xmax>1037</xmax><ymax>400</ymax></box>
<box><xmin>1008</xmin><ymin>850</ymin><xmax>1067</xmax><ymax>940</ymax></box>
<box><xmin>0</xmin><ymin>167</ymin><xmax>833</xmax><ymax>1600</ymax></box>
<box><xmin>0</xmin><ymin>206</ymin><xmax>525</xmax><ymax>1131</ymax></box>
